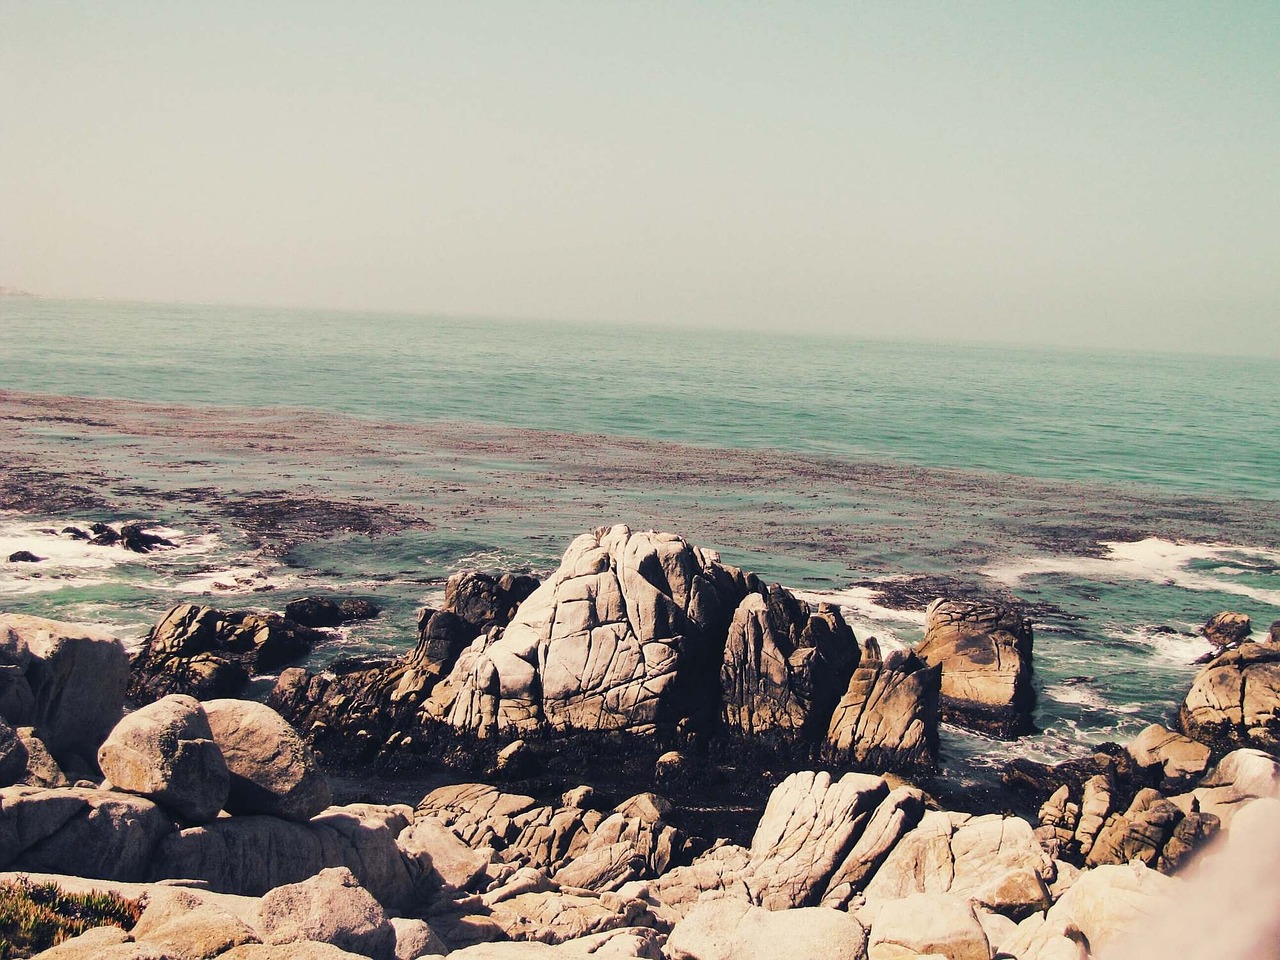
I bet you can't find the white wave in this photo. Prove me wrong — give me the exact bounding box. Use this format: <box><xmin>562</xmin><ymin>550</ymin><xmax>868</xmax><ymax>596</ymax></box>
<box><xmin>1043</xmin><ymin>682</ymin><xmax>1110</xmax><ymax>710</ymax></box>
<box><xmin>983</xmin><ymin>537</ymin><xmax>1280</xmax><ymax>608</ymax></box>
<box><xmin>166</xmin><ymin>565</ymin><xmax>297</xmax><ymax>595</ymax></box>
<box><xmin>794</xmin><ymin>585</ymin><xmax>920</xmax><ymax>651</ymax></box>
<box><xmin>1117</xmin><ymin>623</ymin><xmax>1211</xmax><ymax>667</ymax></box>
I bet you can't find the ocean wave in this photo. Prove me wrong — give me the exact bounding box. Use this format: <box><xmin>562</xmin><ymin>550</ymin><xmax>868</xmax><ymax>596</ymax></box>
<box><xmin>794</xmin><ymin>585</ymin><xmax>921</xmax><ymax>651</ymax></box>
<box><xmin>983</xmin><ymin>537</ymin><xmax>1280</xmax><ymax>608</ymax></box>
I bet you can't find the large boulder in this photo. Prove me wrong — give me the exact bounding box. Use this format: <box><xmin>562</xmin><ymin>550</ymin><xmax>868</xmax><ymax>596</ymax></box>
<box><xmin>825</xmin><ymin>639</ymin><xmax>940</xmax><ymax>772</ymax></box>
<box><xmin>0</xmin><ymin>785</ymin><xmax>173</xmax><ymax>881</ymax></box>
<box><xmin>423</xmin><ymin>525</ymin><xmax>751</xmax><ymax>735</ymax></box>
<box><xmin>1179</xmin><ymin>642</ymin><xmax>1280</xmax><ymax>752</ymax></box>
<box><xmin>720</xmin><ymin>587</ymin><xmax>858</xmax><ymax>739</ymax></box>
<box><xmin>744</xmin><ymin>770</ymin><xmax>889</xmax><ymax>910</ymax></box>
<box><xmin>915</xmin><ymin>599</ymin><xmax>1034</xmax><ymax>737</ymax></box>
<box><xmin>258</xmin><ymin>866</ymin><xmax>395</xmax><ymax>960</ymax></box>
<box><xmin>0</xmin><ymin>613</ymin><xmax>130</xmax><ymax>767</ymax></box>
<box><xmin>97</xmin><ymin>694</ymin><xmax>230</xmax><ymax>823</ymax></box>
<box><xmin>128</xmin><ymin>604</ymin><xmax>326</xmax><ymax>704</ymax></box>
<box><xmin>1169</xmin><ymin>748</ymin><xmax>1280</xmax><ymax>828</ymax></box>
<box><xmin>203</xmin><ymin>699</ymin><xmax>331</xmax><ymax>822</ymax></box>
<box><xmin>151</xmin><ymin>803</ymin><xmax>415</xmax><ymax>908</ymax></box>
<box><xmin>867</xmin><ymin>892</ymin><xmax>990</xmax><ymax>960</ymax></box>
<box><xmin>666</xmin><ymin>899</ymin><xmax>867</xmax><ymax>960</ymax></box>
<box><xmin>1126</xmin><ymin>722</ymin><xmax>1211</xmax><ymax>785</ymax></box>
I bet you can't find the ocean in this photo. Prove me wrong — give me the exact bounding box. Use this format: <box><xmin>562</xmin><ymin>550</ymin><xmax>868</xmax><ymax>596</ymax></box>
<box><xmin>2</xmin><ymin>297</ymin><xmax>1278</xmax><ymax>788</ymax></box>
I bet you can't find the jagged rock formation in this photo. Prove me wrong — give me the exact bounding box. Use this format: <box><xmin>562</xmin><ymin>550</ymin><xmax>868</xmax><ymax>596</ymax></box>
<box><xmin>916</xmin><ymin>599</ymin><xmax>1035</xmax><ymax>738</ymax></box>
<box><xmin>1179</xmin><ymin>639</ymin><xmax>1280</xmax><ymax>752</ymax></box>
<box><xmin>824</xmin><ymin>639</ymin><xmax>940</xmax><ymax>771</ymax></box>
<box><xmin>422</xmin><ymin>526</ymin><xmax>752</xmax><ymax>735</ymax></box>
<box><xmin>1200</xmin><ymin>610</ymin><xmax>1252</xmax><ymax>650</ymax></box>
<box><xmin>720</xmin><ymin>587</ymin><xmax>858</xmax><ymax>738</ymax></box>
<box><xmin>128</xmin><ymin>604</ymin><xmax>328</xmax><ymax>704</ymax></box>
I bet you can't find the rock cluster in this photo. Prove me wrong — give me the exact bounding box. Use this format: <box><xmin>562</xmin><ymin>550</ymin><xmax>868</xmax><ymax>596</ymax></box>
<box><xmin>128</xmin><ymin>603</ymin><xmax>330</xmax><ymax>704</ymax></box>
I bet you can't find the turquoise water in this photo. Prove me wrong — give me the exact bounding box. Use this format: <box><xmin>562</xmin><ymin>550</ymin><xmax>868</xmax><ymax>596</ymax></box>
<box><xmin>2</xmin><ymin>298</ymin><xmax>1276</xmax><ymax>499</ymax></box>
<box><xmin>2</xmin><ymin>297</ymin><xmax>1278</xmax><ymax>782</ymax></box>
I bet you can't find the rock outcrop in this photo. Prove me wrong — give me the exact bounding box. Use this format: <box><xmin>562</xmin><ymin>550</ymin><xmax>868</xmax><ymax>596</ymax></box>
<box><xmin>824</xmin><ymin>639</ymin><xmax>940</xmax><ymax>772</ymax></box>
<box><xmin>128</xmin><ymin>603</ymin><xmax>327</xmax><ymax>705</ymax></box>
<box><xmin>97</xmin><ymin>694</ymin><xmax>230</xmax><ymax>823</ymax></box>
<box><xmin>1179</xmin><ymin>640</ymin><xmax>1280</xmax><ymax>752</ymax></box>
<box><xmin>422</xmin><ymin>526</ymin><xmax>751</xmax><ymax>735</ymax></box>
<box><xmin>915</xmin><ymin>599</ymin><xmax>1035</xmax><ymax>738</ymax></box>
<box><xmin>720</xmin><ymin>588</ymin><xmax>858</xmax><ymax>739</ymax></box>
<box><xmin>0</xmin><ymin>613</ymin><xmax>130</xmax><ymax>769</ymax></box>
<box><xmin>1200</xmin><ymin>610</ymin><xmax>1252</xmax><ymax>650</ymax></box>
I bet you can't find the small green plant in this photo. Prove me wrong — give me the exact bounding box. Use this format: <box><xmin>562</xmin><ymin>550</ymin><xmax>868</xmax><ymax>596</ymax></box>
<box><xmin>0</xmin><ymin>877</ymin><xmax>143</xmax><ymax>959</ymax></box>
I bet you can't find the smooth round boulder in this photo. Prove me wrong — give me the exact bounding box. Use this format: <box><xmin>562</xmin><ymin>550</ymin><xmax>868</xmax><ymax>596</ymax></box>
<box><xmin>204</xmin><ymin>699</ymin><xmax>331</xmax><ymax>822</ymax></box>
<box><xmin>98</xmin><ymin>694</ymin><xmax>230</xmax><ymax>822</ymax></box>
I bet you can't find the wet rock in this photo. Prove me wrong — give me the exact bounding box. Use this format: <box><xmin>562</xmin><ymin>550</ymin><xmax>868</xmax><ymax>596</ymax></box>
<box><xmin>825</xmin><ymin>639</ymin><xmax>940</xmax><ymax>772</ymax></box>
<box><xmin>119</xmin><ymin>522</ymin><xmax>175</xmax><ymax>554</ymax></box>
<box><xmin>1201</xmin><ymin>610</ymin><xmax>1252</xmax><ymax>650</ymax></box>
<box><xmin>97</xmin><ymin>693</ymin><xmax>230</xmax><ymax>823</ymax></box>
<box><xmin>285</xmin><ymin>598</ymin><xmax>347</xmax><ymax>628</ymax></box>
<box><xmin>204</xmin><ymin>699</ymin><xmax>331</xmax><ymax>821</ymax></box>
<box><xmin>7</xmin><ymin>550</ymin><xmax>42</xmax><ymax>563</ymax></box>
<box><xmin>916</xmin><ymin>598</ymin><xmax>1035</xmax><ymax>738</ymax></box>
<box><xmin>0</xmin><ymin>613</ymin><xmax>130</xmax><ymax>767</ymax></box>
<box><xmin>129</xmin><ymin>604</ymin><xmax>326</xmax><ymax>705</ymax></box>
<box><xmin>720</xmin><ymin>587</ymin><xmax>858</xmax><ymax>740</ymax></box>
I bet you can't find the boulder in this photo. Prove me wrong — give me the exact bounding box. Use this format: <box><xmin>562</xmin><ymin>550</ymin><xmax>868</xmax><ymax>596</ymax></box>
<box><xmin>646</xmin><ymin>842</ymin><xmax>753</xmax><ymax>923</ymax></box>
<box><xmin>285</xmin><ymin>598</ymin><xmax>347</xmax><ymax>628</ymax></box>
<box><xmin>398</xmin><ymin>816</ymin><xmax>492</xmax><ymax>894</ymax></box>
<box><xmin>1179</xmin><ymin>642</ymin><xmax>1280</xmax><ymax>751</ymax></box>
<box><xmin>867</xmin><ymin>892</ymin><xmax>990</xmax><ymax>960</ymax></box>
<box><xmin>220</xmin><ymin>943</ymin><xmax>373</xmax><ymax>960</ymax></box>
<box><xmin>745</xmin><ymin>770</ymin><xmax>889</xmax><ymax>910</ymax></box>
<box><xmin>820</xmin><ymin>786</ymin><xmax>926</xmax><ymax>908</ymax></box>
<box><xmin>444</xmin><ymin>571</ymin><xmax>541</xmax><ymax>633</ymax></box>
<box><xmin>133</xmin><ymin>901</ymin><xmax>259</xmax><ymax>959</ymax></box>
<box><xmin>666</xmin><ymin>898</ymin><xmax>867</xmax><ymax>960</ymax></box>
<box><xmin>97</xmin><ymin>694</ymin><xmax>230</xmax><ymax>823</ymax></box>
<box><xmin>128</xmin><ymin>604</ymin><xmax>325</xmax><ymax>704</ymax></box>
<box><xmin>7</xmin><ymin>550</ymin><xmax>42</xmax><ymax>563</ymax></box>
<box><xmin>0</xmin><ymin>613</ymin><xmax>130</xmax><ymax>766</ymax></box>
<box><xmin>0</xmin><ymin>714</ymin><xmax>27</xmax><ymax>785</ymax></box>
<box><xmin>26</xmin><ymin>925</ymin><xmax>166</xmax><ymax>960</ymax></box>
<box><xmin>1200</xmin><ymin>610</ymin><xmax>1252</xmax><ymax>649</ymax></box>
<box><xmin>203</xmin><ymin>699</ymin><xmax>331</xmax><ymax>821</ymax></box>
<box><xmin>1170</xmin><ymin>748</ymin><xmax>1280</xmax><ymax>828</ymax></box>
<box><xmin>825</xmin><ymin>639</ymin><xmax>940</xmax><ymax>772</ymax></box>
<box><xmin>151</xmin><ymin>804</ymin><xmax>415</xmax><ymax>908</ymax></box>
<box><xmin>915</xmin><ymin>598</ymin><xmax>1034</xmax><ymax>738</ymax></box>
<box><xmin>1126</xmin><ymin>723</ymin><xmax>1211</xmax><ymax>784</ymax></box>
<box><xmin>15</xmin><ymin>727</ymin><xmax>69</xmax><ymax>787</ymax></box>
<box><xmin>720</xmin><ymin>587</ymin><xmax>857</xmax><ymax>739</ymax></box>
<box><xmin>423</xmin><ymin>525</ymin><xmax>750</xmax><ymax>735</ymax></box>
<box><xmin>258</xmin><ymin>867</ymin><xmax>395</xmax><ymax>960</ymax></box>
<box><xmin>0</xmin><ymin>785</ymin><xmax>173</xmax><ymax>881</ymax></box>
<box><xmin>389</xmin><ymin>918</ymin><xmax>448</xmax><ymax>960</ymax></box>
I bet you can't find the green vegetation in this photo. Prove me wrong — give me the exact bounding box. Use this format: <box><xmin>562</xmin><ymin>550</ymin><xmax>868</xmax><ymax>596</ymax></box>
<box><xmin>0</xmin><ymin>877</ymin><xmax>142</xmax><ymax>959</ymax></box>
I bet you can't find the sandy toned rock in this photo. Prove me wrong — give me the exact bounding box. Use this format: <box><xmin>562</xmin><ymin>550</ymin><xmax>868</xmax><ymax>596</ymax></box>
<box><xmin>1126</xmin><ymin>722</ymin><xmax>1210</xmax><ymax>784</ymax></box>
<box><xmin>1179</xmin><ymin>642</ymin><xmax>1280</xmax><ymax>751</ymax></box>
<box><xmin>203</xmin><ymin>699</ymin><xmax>331</xmax><ymax>821</ymax></box>
<box><xmin>667</xmin><ymin>898</ymin><xmax>867</xmax><ymax>960</ymax></box>
<box><xmin>825</xmin><ymin>640</ymin><xmax>940</xmax><ymax>772</ymax></box>
<box><xmin>258</xmin><ymin>866</ymin><xmax>394</xmax><ymax>960</ymax></box>
<box><xmin>868</xmin><ymin>892</ymin><xmax>989</xmax><ymax>960</ymax></box>
<box><xmin>0</xmin><ymin>613</ymin><xmax>130</xmax><ymax>766</ymax></box>
<box><xmin>98</xmin><ymin>695</ymin><xmax>229</xmax><ymax>823</ymax></box>
<box><xmin>1200</xmin><ymin>610</ymin><xmax>1252</xmax><ymax>649</ymax></box>
<box><xmin>916</xmin><ymin>599</ymin><xmax>1034</xmax><ymax>738</ymax></box>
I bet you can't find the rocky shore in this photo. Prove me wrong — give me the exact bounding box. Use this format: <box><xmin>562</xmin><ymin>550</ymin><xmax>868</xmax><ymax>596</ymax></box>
<box><xmin>3</xmin><ymin>525</ymin><xmax>1280</xmax><ymax>959</ymax></box>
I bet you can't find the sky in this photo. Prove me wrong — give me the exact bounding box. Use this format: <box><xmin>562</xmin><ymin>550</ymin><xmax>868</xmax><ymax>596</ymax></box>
<box><xmin>1</xmin><ymin>2</ymin><xmax>1277</xmax><ymax>354</ymax></box>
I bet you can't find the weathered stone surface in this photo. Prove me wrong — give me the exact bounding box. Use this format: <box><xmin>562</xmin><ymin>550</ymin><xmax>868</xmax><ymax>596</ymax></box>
<box><xmin>423</xmin><ymin>525</ymin><xmax>750</xmax><ymax>735</ymax></box>
<box><xmin>667</xmin><ymin>899</ymin><xmax>867</xmax><ymax>960</ymax></box>
<box><xmin>129</xmin><ymin>604</ymin><xmax>325</xmax><ymax>704</ymax></box>
<box><xmin>398</xmin><ymin>816</ymin><xmax>492</xmax><ymax>894</ymax></box>
<box><xmin>1170</xmin><ymin>748</ymin><xmax>1280</xmax><ymax>828</ymax></box>
<box><xmin>28</xmin><ymin>925</ymin><xmax>169</xmax><ymax>960</ymax></box>
<box><xmin>1086</xmin><ymin>789</ymin><xmax>1186</xmax><ymax>869</ymax></box>
<box><xmin>720</xmin><ymin>587</ymin><xmax>857</xmax><ymax>739</ymax></box>
<box><xmin>203</xmin><ymin>699</ymin><xmax>331</xmax><ymax>821</ymax></box>
<box><xmin>646</xmin><ymin>842</ymin><xmax>752</xmax><ymax>923</ymax></box>
<box><xmin>0</xmin><ymin>613</ymin><xmax>130</xmax><ymax>766</ymax></box>
<box><xmin>746</xmin><ymin>770</ymin><xmax>889</xmax><ymax>910</ymax></box>
<box><xmin>0</xmin><ymin>714</ymin><xmax>26</xmax><ymax>785</ymax></box>
<box><xmin>1126</xmin><ymin>722</ymin><xmax>1211</xmax><ymax>784</ymax></box>
<box><xmin>258</xmin><ymin>866</ymin><xmax>394</xmax><ymax>960</ymax></box>
<box><xmin>916</xmin><ymin>599</ymin><xmax>1034</xmax><ymax>738</ymax></box>
<box><xmin>98</xmin><ymin>694</ymin><xmax>230</xmax><ymax>823</ymax></box>
<box><xmin>868</xmin><ymin>893</ymin><xmax>990</xmax><ymax>960</ymax></box>
<box><xmin>1179</xmin><ymin>642</ymin><xmax>1280</xmax><ymax>751</ymax></box>
<box><xmin>151</xmin><ymin>804</ymin><xmax>414</xmax><ymax>908</ymax></box>
<box><xmin>1201</xmin><ymin>610</ymin><xmax>1252</xmax><ymax>649</ymax></box>
<box><xmin>389</xmin><ymin>918</ymin><xmax>448</xmax><ymax>960</ymax></box>
<box><xmin>284</xmin><ymin>597</ymin><xmax>381</xmax><ymax>628</ymax></box>
<box><xmin>220</xmin><ymin>943</ymin><xmax>372</xmax><ymax>960</ymax></box>
<box><xmin>15</xmin><ymin>726</ymin><xmax>69</xmax><ymax>787</ymax></box>
<box><xmin>825</xmin><ymin>640</ymin><xmax>940</xmax><ymax>772</ymax></box>
<box><xmin>821</xmin><ymin>786</ymin><xmax>926</xmax><ymax>909</ymax></box>
<box><xmin>0</xmin><ymin>786</ymin><xmax>173</xmax><ymax>881</ymax></box>
<box><xmin>134</xmin><ymin>903</ymin><xmax>259</xmax><ymax>960</ymax></box>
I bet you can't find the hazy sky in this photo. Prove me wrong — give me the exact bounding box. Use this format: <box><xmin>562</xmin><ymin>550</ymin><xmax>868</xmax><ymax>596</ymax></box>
<box><xmin>2</xmin><ymin>2</ymin><xmax>1277</xmax><ymax>353</ymax></box>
